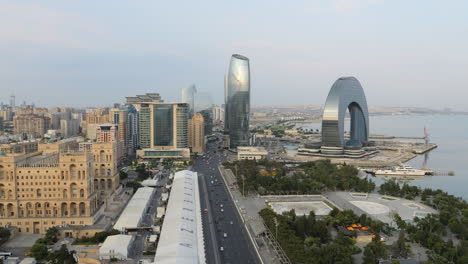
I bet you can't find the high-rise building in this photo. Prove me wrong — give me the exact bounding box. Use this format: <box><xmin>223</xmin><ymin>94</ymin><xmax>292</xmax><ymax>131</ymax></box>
<box><xmin>225</xmin><ymin>54</ymin><xmax>250</xmax><ymax>148</ymax></box>
<box><xmin>127</xmin><ymin>93</ymin><xmax>190</xmax><ymax>159</ymax></box>
<box><xmin>126</xmin><ymin>105</ymin><xmax>139</xmax><ymax>156</ymax></box>
<box><xmin>60</xmin><ymin>119</ymin><xmax>80</xmax><ymax>138</ymax></box>
<box><xmin>188</xmin><ymin>113</ymin><xmax>205</xmax><ymax>153</ymax></box>
<box><xmin>212</xmin><ymin>105</ymin><xmax>225</xmax><ymax>124</ymax></box>
<box><xmin>151</xmin><ymin>103</ymin><xmax>188</xmax><ymax>149</ymax></box>
<box><xmin>13</xmin><ymin>114</ymin><xmax>50</xmax><ymax>138</ymax></box>
<box><xmin>110</xmin><ymin>107</ymin><xmax>128</xmax><ymax>158</ymax></box>
<box><xmin>181</xmin><ymin>85</ymin><xmax>197</xmax><ymax>116</ymax></box>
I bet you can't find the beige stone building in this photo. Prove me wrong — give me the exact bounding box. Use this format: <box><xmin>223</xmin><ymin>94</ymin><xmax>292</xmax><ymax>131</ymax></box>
<box><xmin>188</xmin><ymin>113</ymin><xmax>205</xmax><ymax>154</ymax></box>
<box><xmin>0</xmin><ymin>140</ymin><xmax>39</xmax><ymax>154</ymax></box>
<box><xmin>13</xmin><ymin>114</ymin><xmax>50</xmax><ymax>138</ymax></box>
<box><xmin>0</xmin><ymin>139</ymin><xmax>119</xmax><ymax>235</ymax></box>
<box><xmin>0</xmin><ymin>152</ymin><xmax>99</xmax><ymax>234</ymax></box>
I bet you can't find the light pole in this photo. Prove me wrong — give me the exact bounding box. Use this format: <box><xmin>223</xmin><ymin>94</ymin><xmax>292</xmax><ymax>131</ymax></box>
<box><xmin>274</xmin><ymin>217</ymin><xmax>279</xmax><ymax>241</ymax></box>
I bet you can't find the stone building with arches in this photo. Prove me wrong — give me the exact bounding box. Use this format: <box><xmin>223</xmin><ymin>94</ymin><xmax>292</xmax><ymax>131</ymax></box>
<box><xmin>0</xmin><ymin>143</ymin><xmax>117</xmax><ymax>235</ymax></box>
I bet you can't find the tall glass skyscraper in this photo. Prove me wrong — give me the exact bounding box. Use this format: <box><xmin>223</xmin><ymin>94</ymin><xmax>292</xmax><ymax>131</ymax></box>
<box><xmin>225</xmin><ymin>54</ymin><xmax>250</xmax><ymax>148</ymax></box>
<box><xmin>181</xmin><ymin>85</ymin><xmax>197</xmax><ymax>116</ymax></box>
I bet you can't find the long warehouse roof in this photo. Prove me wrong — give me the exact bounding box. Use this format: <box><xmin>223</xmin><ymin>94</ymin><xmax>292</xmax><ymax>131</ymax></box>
<box><xmin>154</xmin><ymin>170</ymin><xmax>205</xmax><ymax>264</ymax></box>
<box><xmin>113</xmin><ymin>187</ymin><xmax>155</xmax><ymax>232</ymax></box>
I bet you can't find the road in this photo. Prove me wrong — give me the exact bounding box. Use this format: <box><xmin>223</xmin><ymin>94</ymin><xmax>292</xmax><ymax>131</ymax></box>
<box><xmin>193</xmin><ymin>137</ymin><xmax>260</xmax><ymax>264</ymax></box>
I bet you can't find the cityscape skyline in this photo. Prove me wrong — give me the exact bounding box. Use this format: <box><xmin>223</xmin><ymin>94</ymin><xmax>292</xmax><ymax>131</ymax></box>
<box><xmin>1</xmin><ymin>1</ymin><xmax>468</xmax><ymax>110</ymax></box>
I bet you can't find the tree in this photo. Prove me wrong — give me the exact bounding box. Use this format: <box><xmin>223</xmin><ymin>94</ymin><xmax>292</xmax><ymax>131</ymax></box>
<box><xmin>119</xmin><ymin>170</ymin><xmax>128</xmax><ymax>180</ymax></box>
<box><xmin>47</xmin><ymin>245</ymin><xmax>76</xmax><ymax>264</ymax></box>
<box><xmin>30</xmin><ymin>243</ymin><xmax>48</xmax><ymax>260</ymax></box>
<box><xmin>363</xmin><ymin>241</ymin><xmax>388</xmax><ymax>264</ymax></box>
<box><xmin>0</xmin><ymin>227</ymin><xmax>11</xmax><ymax>245</ymax></box>
<box><xmin>392</xmin><ymin>232</ymin><xmax>411</xmax><ymax>259</ymax></box>
<box><xmin>45</xmin><ymin>227</ymin><xmax>59</xmax><ymax>244</ymax></box>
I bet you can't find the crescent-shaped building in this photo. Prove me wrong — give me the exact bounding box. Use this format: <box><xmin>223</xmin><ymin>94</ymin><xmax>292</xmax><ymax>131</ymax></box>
<box><xmin>225</xmin><ymin>54</ymin><xmax>250</xmax><ymax>148</ymax></box>
<box><xmin>321</xmin><ymin>77</ymin><xmax>369</xmax><ymax>154</ymax></box>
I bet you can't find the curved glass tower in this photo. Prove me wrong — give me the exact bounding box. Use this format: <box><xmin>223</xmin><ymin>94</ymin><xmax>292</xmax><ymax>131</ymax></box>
<box><xmin>321</xmin><ymin>77</ymin><xmax>369</xmax><ymax>150</ymax></box>
<box><xmin>225</xmin><ymin>54</ymin><xmax>250</xmax><ymax>148</ymax></box>
<box><xmin>181</xmin><ymin>84</ymin><xmax>197</xmax><ymax>116</ymax></box>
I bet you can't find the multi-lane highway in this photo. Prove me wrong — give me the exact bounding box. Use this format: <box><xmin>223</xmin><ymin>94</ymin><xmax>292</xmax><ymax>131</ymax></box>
<box><xmin>194</xmin><ymin>137</ymin><xmax>260</xmax><ymax>264</ymax></box>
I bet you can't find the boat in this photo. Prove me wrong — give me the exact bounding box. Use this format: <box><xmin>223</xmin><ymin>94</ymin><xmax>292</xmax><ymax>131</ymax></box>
<box><xmin>375</xmin><ymin>165</ymin><xmax>433</xmax><ymax>176</ymax></box>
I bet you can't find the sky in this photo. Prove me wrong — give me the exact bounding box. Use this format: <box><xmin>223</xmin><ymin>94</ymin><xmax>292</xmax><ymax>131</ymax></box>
<box><xmin>0</xmin><ymin>0</ymin><xmax>467</xmax><ymax>110</ymax></box>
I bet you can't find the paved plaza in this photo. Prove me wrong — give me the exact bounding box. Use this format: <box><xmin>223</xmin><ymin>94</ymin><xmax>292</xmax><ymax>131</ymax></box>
<box><xmin>325</xmin><ymin>191</ymin><xmax>437</xmax><ymax>225</ymax></box>
<box><xmin>269</xmin><ymin>201</ymin><xmax>333</xmax><ymax>216</ymax></box>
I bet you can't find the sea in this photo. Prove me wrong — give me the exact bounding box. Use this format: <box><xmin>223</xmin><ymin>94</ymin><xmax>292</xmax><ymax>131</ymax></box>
<box><xmin>297</xmin><ymin>115</ymin><xmax>468</xmax><ymax>200</ymax></box>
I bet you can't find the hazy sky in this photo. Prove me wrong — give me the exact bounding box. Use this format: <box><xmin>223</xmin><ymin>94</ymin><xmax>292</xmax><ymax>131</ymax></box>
<box><xmin>1</xmin><ymin>0</ymin><xmax>467</xmax><ymax>110</ymax></box>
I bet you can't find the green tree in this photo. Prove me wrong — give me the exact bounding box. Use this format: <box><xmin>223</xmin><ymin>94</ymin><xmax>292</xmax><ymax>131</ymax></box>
<box><xmin>119</xmin><ymin>170</ymin><xmax>128</xmax><ymax>180</ymax></box>
<box><xmin>47</xmin><ymin>245</ymin><xmax>76</xmax><ymax>264</ymax></box>
<box><xmin>363</xmin><ymin>241</ymin><xmax>388</xmax><ymax>264</ymax></box>
<box><xmin>44</xmin><ymin>227</ymin><xmax>59</xmax><ymax>244</ymax></box>
<box><xmin>30</xmin><ymin>243</ymin><xmax>48</xmax><ymax>260</ymax></box>
<box><xmin>391</xmin><ymin>232</ymin><xmax>411</xmax><ymax>259</ymax></box>
<box><xmin>0</xmin><ymin>227</ymin><xmax>11</xmax><ymax>245</ymax></box>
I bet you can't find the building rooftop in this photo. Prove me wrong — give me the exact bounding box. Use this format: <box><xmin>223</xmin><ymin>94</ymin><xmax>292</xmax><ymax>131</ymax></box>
<box><xmin>237</xmin><ymin>146</ymin><xmax>268</xmax><ymax>153</ymax></box>
<box><xmin>16</xmin><ymin>153</ymin><xmax>59</xmax><ymax>168</ymax></box>
<box><xmin>154</xmin><ymin>170</ymin><xmax>205</xmax><ymax>264</ymax></box>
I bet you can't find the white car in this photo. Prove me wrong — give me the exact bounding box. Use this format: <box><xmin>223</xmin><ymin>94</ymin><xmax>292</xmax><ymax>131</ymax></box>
<box><xmin>220</xmin><ymin>246</ymin><xmax>224</xmax><ymax>252</ymax></box>
<box><xmin>223</xmin><ymin>233</ymin><xmax>227</xmax><ymax>238</ymax></box>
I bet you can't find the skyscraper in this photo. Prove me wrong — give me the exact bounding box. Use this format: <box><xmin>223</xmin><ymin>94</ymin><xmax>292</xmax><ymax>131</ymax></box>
<box><xmin>225</xmin><ymin>54</ymin><xmax>250</xmax><ymax>148</ymax></box>
<box><xmin>188</xmin><ymin>113</ymin><xmax>205</xmax><ymax>153</ymax></box>
<box><xmin>181</xmin><ymin>85</ymin><xmax>197</xmax><ymax>117</ymax></box>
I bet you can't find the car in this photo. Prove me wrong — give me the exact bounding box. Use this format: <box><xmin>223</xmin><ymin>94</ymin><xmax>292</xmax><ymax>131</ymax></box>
<box><xmin>204</xmin><ymin>208</ymin><xmax>209</xmax><ymax>214</ymax></box>
<box><xmin>223</xmin><ymin>233</ymin><xmax>227</xmax><ymax>238</ymax></box>
<box><xmin>220</xmin><ymin>246</ymin><xmax>224</xmax><ymax>252</ymax></box>
<box><xmin>221</xmin><ymin>208</ymin><xmax>224</xmax><ymax>212</ymax></box>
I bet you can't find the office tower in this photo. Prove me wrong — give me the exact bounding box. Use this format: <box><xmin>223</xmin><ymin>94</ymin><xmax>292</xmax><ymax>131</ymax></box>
<box><xmin>188</xmin><ymin>113</ymin><xmax>205</xmax><ymax>153</ymax></box>
<box><xmin>13</xmin><ymin>114</ymin><xmax>50</xmax><ymax>138</ymax></box>
<box><xmin>60</xmin><ymin>119</ymin><xmax>80</xmax><ymax>138</ymax></box>
<box><xmin>138</xmin><ymin>104</ymin><xmax>151</xmax><ymax>149</ymax></box>
<box><xmin>152</xmin><ymin>103</ymin><xmax>188</xmax><ymax>149</ymax></box>
<box><xmin>181</xmin><ymin>85</ymin><xmax>197</xmax><ymax>116</ymax></box>
<box><xmin>110</xmin><ymin>107</ymin><xmax>128</xmax><ymax>158</ymax></box>
<box><xmin>225</xmin><ymin>54</ymin><xmax>250</xmax><ymax>148</ymax></box>
<box><xmin>126</xmin><ymin>105</ymin><xmax>139</xmax><ymax>156</ymax></box>
<box><xmin>0</xmin><ymin>117</ymin><xmax>3</xmax><ymax>132</ymax></box>
<box><xmin>212</xmin><ymin>105</ymin><xmax>225</xmax><ymax>124</ymax></box>
<box><xmin>199</xmin><ymin>109</ymin><xmax>213</xmax><ymax>136</ymax></box>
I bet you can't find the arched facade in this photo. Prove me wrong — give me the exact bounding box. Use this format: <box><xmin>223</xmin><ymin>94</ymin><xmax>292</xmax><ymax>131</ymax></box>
<box><xmin>321</xmin><ymin>77</ymin><xmax>369</xmax><ymax>149</ymax></box>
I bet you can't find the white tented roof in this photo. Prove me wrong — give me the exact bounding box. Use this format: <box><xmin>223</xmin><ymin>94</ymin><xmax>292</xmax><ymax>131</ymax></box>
<box><xmin>99</xmin><ymin>235</ymin><xmax>133</xmax><ymax>259</ymax></box>
<box><xmin>114</xmin><ymin>187</ymin><xmax>155</xmax><ymax>231</ymax></box>
<box><xmin>154</xmin><ymin>170</ymin><xmax>205</xmax><ymax>264</ymax></box>
<box><xmin>142</xmin><ymin>179</ymin><xmax>159</xmax><ymax>187</ymax></box>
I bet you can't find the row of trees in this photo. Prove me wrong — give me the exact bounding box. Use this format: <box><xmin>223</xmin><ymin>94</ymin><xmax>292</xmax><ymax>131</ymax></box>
<box><xmin>224</xmin><ymin>159</ymin><xmax>375</xmax><ymax>195</ymax></box>
<box><xmin>260</xmin><ymin>208</ymin><xmax>362</xmax><ymax>263</ymax></box>
<box><xmin>382</xmin><ymin>180</ymin><xmax>468</xmax><ymax>263</ymax></box>
<box><xmin>378</xmin><ymin>180</ymin><xmax>420</xmax><ymax>199</ymax></box>
<box><xmin>73</xmin><ymin>229</ymin><xmax>120</xmax><ymax>245</ymax></box>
